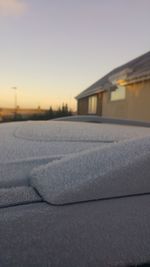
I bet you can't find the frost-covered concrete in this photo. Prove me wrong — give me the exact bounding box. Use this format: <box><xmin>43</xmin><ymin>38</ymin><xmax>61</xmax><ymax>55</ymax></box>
<box><xmin>31</xmin><ymin>137</ymin><xmax>150</xmax><ymax>204</ymax></box>
<box><xmin>0</xmin><ymin>121</ymin><xmax>105</xmax><ymax>188</ymax></box>
<box><xmin>1</xmin><ymin>196</ymin><xmax>150</xmax><ymax>267</ymax></box>
<box><xmin>0</xmin><ymin>120</ymin><xmax>150</xmax><ymax>267</ymax></box>
<box><xmin>54</xmin><ymin>115</ymin><xmax>150</xmax><ymax>127</ymax></box>
<box><xmin>0</xmin><ymin>120</ymin><xmax>150</xmax><ymax>191</ymax></box>
<box><xmin>0</xmin><ymin>186</ymin><xmax>41</xmax><ymax>208</ymax></box>
<box><xmin>15</xmin><ymin>120</ymin><xmax>150</xmax><ymax>142</ymax></box>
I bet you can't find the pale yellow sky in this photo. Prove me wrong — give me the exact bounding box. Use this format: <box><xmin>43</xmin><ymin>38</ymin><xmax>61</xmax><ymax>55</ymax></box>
<box><xmin>0</xmin><ymin>0</ymin><xmax>150</xmax><ymax>110</ymax></box>
<box><xmin>0</xmin><ymin>86</ymin><xmax>78</xmax><ymax>110</ymax></box>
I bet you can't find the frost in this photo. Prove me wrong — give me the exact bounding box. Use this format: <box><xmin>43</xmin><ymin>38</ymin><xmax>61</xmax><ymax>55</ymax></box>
<box><xmin>0</xmin><ymin>120</ymin><xmax>150</xmax><ymax>189</ymax></box>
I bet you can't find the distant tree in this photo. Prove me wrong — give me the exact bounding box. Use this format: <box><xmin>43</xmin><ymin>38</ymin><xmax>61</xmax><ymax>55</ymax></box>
<box><xmin>49</xmin><ymin>106</ymin><xmax>54</xmax><ymax>117</ymax></box>
<box><xmin>56</xmin><ymin>106</ymin><xmax>62</xmax><ymax>117</ymax></box>
<box><xmin>63</xmin><ymin>104</ymin><xmax>72</xmax><ymax>116</ymax></box>
<box><xmin>61</xmin><ymin>103</ymin><xmax>66</xmax><ymax>116</ymax></box>
<box><xmin>68</xmin><ymin>107</ymin><xmax>72</xmax><ymax>116</ymax></box>
<box><xmin>13</xmin><ymin>113</ymin><xmax>23</xmax><ymax>122</ymax></box>
<box><xmin>37</xmin><ymin>105</ymin><xmax>41</xmax><ymax>111</ymax></box>
<box><xmin>46</xmin><ymin>106</ymin><xmax>54</xmax><ymax>119</ymax></box>
<box><xmin>54</xmin><ymin>104</ymin><xmax>72</xmax><ymax>118</ymax></box>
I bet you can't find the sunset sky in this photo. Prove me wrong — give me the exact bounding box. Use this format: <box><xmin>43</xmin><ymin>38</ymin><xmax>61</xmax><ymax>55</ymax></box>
<box><xmin>0</xmin><ymin>0</ymin><xmax>150</xmax><ymax>110</ymax></box>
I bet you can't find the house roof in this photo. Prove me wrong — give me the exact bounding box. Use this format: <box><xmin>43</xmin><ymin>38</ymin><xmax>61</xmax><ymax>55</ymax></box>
<box><xmin>76</xmin><ymin>51</ymin><xmax>150</xmax><ymax>100</ymax></box>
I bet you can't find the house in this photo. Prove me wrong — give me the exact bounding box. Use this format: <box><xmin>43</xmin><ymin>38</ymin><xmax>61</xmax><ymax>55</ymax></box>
<box><xmin>76</xmin><ymin>51</ymin><xmax>150</xmax><ymax>122</ymax></box>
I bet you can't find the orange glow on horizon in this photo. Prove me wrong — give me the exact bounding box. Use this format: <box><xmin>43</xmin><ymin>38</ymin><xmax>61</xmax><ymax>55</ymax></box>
<box><xmin>0</xmin><ymin>88</ymin><xmax>77</xmax><ymax>111</ymax></box>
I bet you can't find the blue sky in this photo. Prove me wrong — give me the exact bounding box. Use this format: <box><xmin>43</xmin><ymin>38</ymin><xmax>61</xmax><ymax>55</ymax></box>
<box><xmin>0</xmin><ymin>0</ymin><xmax>150</xmax><ymax>109</ymax></box>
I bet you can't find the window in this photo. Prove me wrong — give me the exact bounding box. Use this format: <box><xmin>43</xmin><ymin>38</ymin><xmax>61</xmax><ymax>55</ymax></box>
<box><xmin>110</xmin><ymin>85</ymin><xmax>126</xmax><ymax>101</ymax></box>
<box><xmin>88</xmin><ymin>96</ymin><xmax>97</xmax><ymax>114</ymax></box>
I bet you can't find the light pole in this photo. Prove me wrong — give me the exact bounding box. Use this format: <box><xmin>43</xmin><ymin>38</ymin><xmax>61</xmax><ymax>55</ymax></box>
<box><xmin>12</xmin><ymin>87</ymin><xmax>18</xmax><ymax>118</ymax></box>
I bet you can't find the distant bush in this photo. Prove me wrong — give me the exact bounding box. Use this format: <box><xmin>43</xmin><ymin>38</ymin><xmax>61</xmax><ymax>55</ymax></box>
<box><xmin>1</xmin><ymin>104</ymin><xmax>73</xmax><ymax>122</ymax></box>
<box><xmin>45</xmin><ymin>104</ymin><xmax>72</xmax><ymax>120</ymax></box>
<box><xmin>2</xmin><ymin>114</ymin><xmax>26</xmax><ymax>123</ymax></box>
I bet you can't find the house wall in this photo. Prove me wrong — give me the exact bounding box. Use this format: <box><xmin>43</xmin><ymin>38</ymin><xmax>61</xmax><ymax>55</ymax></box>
<box><xmin>102</xmin><ymin>80</ymin><xmax>150</xmax><ymax>122</ymax></box>
<box><xmin>77</xmin><ymin>93</ymin><xmax>103</xmax><ymax>116</ymax></box>
<box><xmin>97</xmin><ymin>93</ymin><xmax>103</xmax><ymax>115</ymax></box>
<box><xmin>77</xmin><ymin>97</ymin><xmax>88</xmax><ymax>115</ymax></box>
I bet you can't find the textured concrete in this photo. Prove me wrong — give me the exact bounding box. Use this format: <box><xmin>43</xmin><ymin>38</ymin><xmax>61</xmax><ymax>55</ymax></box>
<box><xmin>0</xmin><ymin>196</ymin><xmax>150</xmax><ymax>267</ymax></box>
<box><xmin>31</xmin><ymin>137</ymin><xmax>150</xmax><ymax>205</ymax></box>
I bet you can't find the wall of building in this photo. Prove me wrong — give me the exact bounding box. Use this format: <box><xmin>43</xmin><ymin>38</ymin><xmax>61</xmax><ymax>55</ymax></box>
<box><xmin>77</xmin><ymin>97</ymin><xmax>89</xmax><ymax>115</ymax></box>
<box><xmin>97</xmin><ymin>93</ymin><xmax>103</xmax><ymax>115</ymax></box>
<box><xmin>77</xmin><ymin>93</ymin><xmax>103</xmax><ymax>116</ymax></box>
<box><xmin>102</xmin><ymin>80</ymin><xmax>150</xmax><ymax>122</ymax></box>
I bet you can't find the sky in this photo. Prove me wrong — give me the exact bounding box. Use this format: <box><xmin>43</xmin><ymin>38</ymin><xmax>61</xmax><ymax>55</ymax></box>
<box><xmin>0</xmin><ymin>0</ymin><xmax>150</xmax><ymax>110</ymax></box>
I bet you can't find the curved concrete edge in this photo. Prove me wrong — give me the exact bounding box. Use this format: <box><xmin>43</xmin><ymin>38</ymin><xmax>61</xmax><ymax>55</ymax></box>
<box><xmin>0</xmin><ymin>186</ymin><xmax>41</xmax><ymax>209</ymax></box>
<box><xmin>54</xmin><ymin>115</ymin><xmax>150</xmax><ymax>127</ymax></box>
<box><xmin>101</xmin><ymin>117</ymin><xmax>150</xmax><ymax>127</ymax></box>
<box><xmin>53</xmin><ymin>115</ymin><xmax>102</xmax><ymax>123</ymax></box>
<box><xmin>30</xmin><ymin>136</ymin><xmax>150</xmax><ymax>205</ymax></box>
